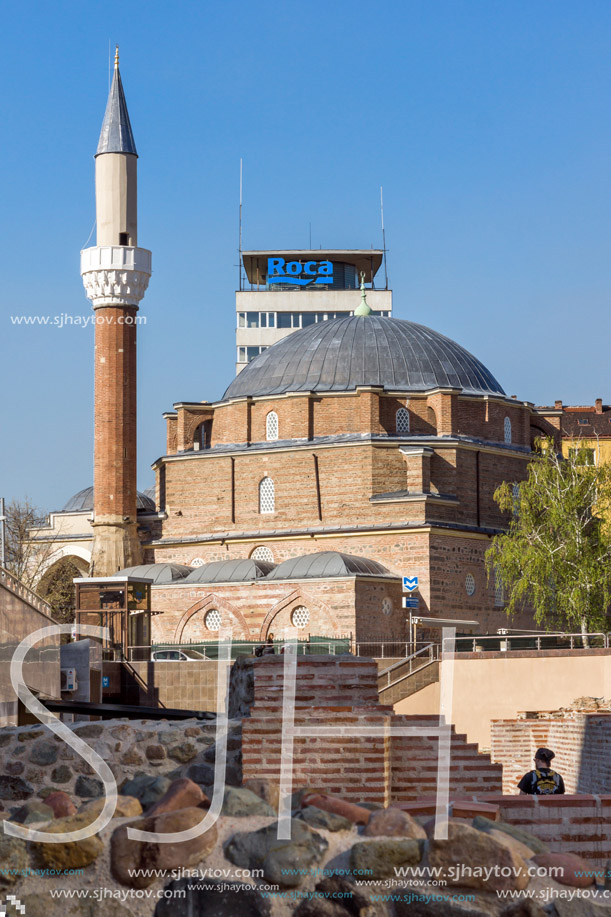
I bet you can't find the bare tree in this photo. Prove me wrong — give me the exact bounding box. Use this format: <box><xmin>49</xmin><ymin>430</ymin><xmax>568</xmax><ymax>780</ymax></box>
<box><xmin>3</xmin><ymin>497</ymin><xmax>58</xmax><ymax>588</ymax></box>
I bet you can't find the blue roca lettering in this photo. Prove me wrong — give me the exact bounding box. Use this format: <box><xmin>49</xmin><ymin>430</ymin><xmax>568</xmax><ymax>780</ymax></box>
<box><xmin>267</xmin><ymin>258</ymin><xmax>334</xmax><ymax>286</ymax></box>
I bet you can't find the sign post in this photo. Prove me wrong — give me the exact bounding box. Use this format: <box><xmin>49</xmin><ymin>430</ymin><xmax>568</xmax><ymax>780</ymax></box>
<box><xmin>402</xmin><ymin>576</ymin><xmax>419</xmax><ymax>652</ymax></box>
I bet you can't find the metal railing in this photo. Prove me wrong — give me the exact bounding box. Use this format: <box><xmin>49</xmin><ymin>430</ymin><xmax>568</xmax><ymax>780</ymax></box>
<box><xmin>378</xmin><ymin>644</ymin><xmax>439</xmax><ymax>691</ymax></box>
<box><xmin>0</xmin><ymin>566</ymin><xmax>53</xmax><ymax>616</ymax></box>
<box><xmin>454</xmin><ymin>632</ymin><xmax>609</xmax><ymax>652</ymax></box>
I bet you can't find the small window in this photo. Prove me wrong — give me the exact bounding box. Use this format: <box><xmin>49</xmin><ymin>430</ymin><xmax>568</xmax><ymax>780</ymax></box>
<box><xmin>382</xmin><ymin>597</ymin><xmax>393</xmax><ymax>616</ymax></box>
<box><xmin>427</xmin><ymin>406</ymin><xmax>437</xmax><ymax>433</ymax></box>
<box><xmin>465</xmin><ymin>573</ymin><xmax>476</xmax><ymax>596</ymax></box>
<box><xmin>291</xmin><ymin>605</ymin><xmax>310</xmax><ymax>629</ymax></box>
<box><xmin>237</xmin><ymin>312</ymin><xmax>246</xmax><ymax>328</ymax></box>
<box><xmin>396</xmin><ymin>407</ymin><xmax>410</xmax><ymax>435</ymax></box>
<box><xmin>190</xmin><ymin>557</ymin><xmax>205</xmax><ymax>567</ymax></box>
<box><xmin>251</xmin><ymin>545</ymin><xmax>274</xmax><ymax>563</ymax></box>
<box><xmin>494</xmin><ymin>568</ymin><xmax>504</xmax><ymax>607</ymax></box>
<box><xmin>237</xmin><ymin>347</ymin><xmax>247</xmax><ymax>363</ymax></box>
<box><xmin>504</xmin><ymin>417</ymin><xmax>512</xmax><ymax>444</ymax></box>
<box><xmin>568</xmin><ymin>447</ymin><xmax>595</xmax><ymax>465</ymax></box>
<box><xmin>259</xmin><ymin>477</ymin><xmax>275</xmax><ymax>514</ymax></box>
<box><xmin>119</xmin><ymin>232</ymin><xmax>129</xmax><ymax>246</ymax></box>
<box><xmin>266</xmin><ymin>411</ymin><xmax>279</xmax><ymax>441</ymax></box>
<box><xmin>205</xmin><ymin>609</ymin><xmax>222</xmax><ymax>631</ymax></box>
<box><xmin>577</xmin><ymin>419</ymin><xmax>591</xmax><ymax>426</ymax></box>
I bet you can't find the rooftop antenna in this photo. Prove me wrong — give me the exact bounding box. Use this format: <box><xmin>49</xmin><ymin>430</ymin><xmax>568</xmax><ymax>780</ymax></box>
<box><xmin>380</xmin><ymin>186</ymin><xmax>389</xmax><ymax>290</ymax></box>
<box><xmin>238</xmin><ymin>159</ymin><xmax>243</xmax><ymax>291</ymax></box>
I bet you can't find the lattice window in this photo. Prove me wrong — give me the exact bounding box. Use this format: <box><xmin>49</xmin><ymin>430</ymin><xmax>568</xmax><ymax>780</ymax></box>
<box><xmin>205</xmin><ymin>609</ymin><xmax>222</xmax><ymax>631</ymax></box>
<box><xmin>504</xmin><ymin>417</ymin><xmax>512</xmax><ymax>444</ymax></box>
<box><xmin>291</xmin><ymin>605</ymin><xmax>310</xmax><ymax>629</ymax></box>
<box><xmin>382</xmin><ymin>597</ymin><xmax>393</xmax><ymax>616</ymax></box>
<box><xmin>396</xmin><ymin>407</ymin><xmax>410</xmax><ymax>435</ymax></box>
<box><xmin>259</xmin><ymin>477</ymin><xmax>275</xmax><ymax>514</ymax></box>
<box><xmin>494</xmin><ymin>568</ymin><xmax>505</xmax><ymax>607</ymax></box>
<box><xmin>190</xmin><ymin>558</ymin><xmax>205</xmax><ymax>567</ymax></box>
<box><xmin>465</xmin><ymin>573</ymin><xmax>476</xmax><ymax>596</ymax></box>
<box><xmin>251</xmin><ymin>545</ymin><xmax>274</xmax><ymax>563</ymax></box>
<box><xmin>266</xmin><ymin>411</ymin><xmax>279</xmax><ymax>441</ymax></box>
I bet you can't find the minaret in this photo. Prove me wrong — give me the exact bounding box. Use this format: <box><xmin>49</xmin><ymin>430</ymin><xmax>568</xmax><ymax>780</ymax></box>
<box><xmin>81</xmin><ymin>48</ymin><xmax>151</xmax><ymax>575</ymax></box>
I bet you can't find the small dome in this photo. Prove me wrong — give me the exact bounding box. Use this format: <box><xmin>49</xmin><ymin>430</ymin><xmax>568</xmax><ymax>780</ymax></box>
<box><xmin>112</xmin><ymin>563</ymin><xmax>193</xmax><ymax>584</ymax></box>
<box><xmin>62</xmin><ymin>486</ymin><xmax>155</xmax><ymax>513</ymax></box>
<box><xmin>264</xmin><ymin>551</ymin><xmax>390</xmax><ymax>580</ymax></box>
<box><xmin>222</xmin><ymin>315</ymin><xmax>505</xmax><ymax>400</ymax></box>
<box><xmin>184</xmin><ymin>558</ymin><xmax>276</xmax><ymax>584</ymax></box>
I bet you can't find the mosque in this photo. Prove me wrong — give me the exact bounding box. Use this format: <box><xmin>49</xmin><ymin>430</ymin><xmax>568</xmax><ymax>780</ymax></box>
<box><xmin>31</xmin><ymin>53</ymin><xmax>559</xmax><ymax>647</ymax></box>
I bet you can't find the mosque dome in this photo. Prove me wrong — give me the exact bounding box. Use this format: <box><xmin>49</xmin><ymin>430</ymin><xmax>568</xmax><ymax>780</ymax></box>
<box><xmin>222</xmin><ymin>315</ymin><xmax>505</xmax><ymax>401</ymax></box>
<box><xmin>62</xmin><ymin>486</ymin><xmax>155</xmax><ymax>513</ymax></box>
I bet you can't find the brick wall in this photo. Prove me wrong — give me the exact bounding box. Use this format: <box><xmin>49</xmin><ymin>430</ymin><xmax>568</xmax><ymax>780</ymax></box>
<box><xmin>150</xmin><ymin>576</ymin><xmax>404</xmax><ymax>645</ymax></box>
<box><xmin>237</xmin><ymin>656</ymin><xmax>502</xmax><ymax>804</ymax></box>
<box><xmin>399</xmin><ymin>794</ymin><xmax>611</xmax><ymax>864</ymax></box>
<box><xmin>491</xmin><ymin>710</ymin><xmax>611</xmax><ymax>795</ymax></box>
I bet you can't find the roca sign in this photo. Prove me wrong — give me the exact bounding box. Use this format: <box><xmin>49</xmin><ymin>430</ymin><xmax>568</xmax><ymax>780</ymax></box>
<box><xmin>267</xmin><ymin>257</ymin><xmax>333</xmax><ymax>287</ymax></box>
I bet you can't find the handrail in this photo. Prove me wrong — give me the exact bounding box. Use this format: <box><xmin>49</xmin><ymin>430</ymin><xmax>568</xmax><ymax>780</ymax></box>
<box><xmin>0</xmin><ymin>566</ymin><xmax>53</xmax><ymax>616</ymax></box>
<box><xmin>378</xmin><ymin>644</ymin><xmax>436</xmax><ymax>679</ymax></box>
<box><xmin>378</xmin><ymin>644</ymin><xmax>439</xmax><ymax>690</ymax></box>
<box><xmin>454</xmin><ymin>632</ymin><xmax>608</xmax><ymax>652</ymax></box>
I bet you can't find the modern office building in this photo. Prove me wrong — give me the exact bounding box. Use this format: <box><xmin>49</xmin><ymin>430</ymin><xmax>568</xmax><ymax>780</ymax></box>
<box><xmin>235</xmin><ymin>249</ymin><xmax>392</xmax><ymax>373</ymax></box>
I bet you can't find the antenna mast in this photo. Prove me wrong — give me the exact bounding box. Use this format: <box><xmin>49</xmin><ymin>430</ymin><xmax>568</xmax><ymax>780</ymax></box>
<box><xmin>238</xmin><ymin>159</ymin><xmax>243</xmax><ymax>291</ymax></box>
<box><xmin>381</xmin><ymin>186</ymin><xmax>389</xmax><ymax>290</ymax></box>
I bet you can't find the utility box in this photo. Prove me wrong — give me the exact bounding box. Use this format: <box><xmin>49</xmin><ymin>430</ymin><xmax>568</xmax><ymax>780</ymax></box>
<box><xmin>60</xmin><ymin>668</ymin><xmax>78</xmax><ymax>692</ymax></box>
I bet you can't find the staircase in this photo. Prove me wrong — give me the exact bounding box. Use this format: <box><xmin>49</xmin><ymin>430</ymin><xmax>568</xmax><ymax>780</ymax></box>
<box><xmin>378</xmin><ymin>644</ymin><xmax>440</xmax><ymax>705</ymax></box>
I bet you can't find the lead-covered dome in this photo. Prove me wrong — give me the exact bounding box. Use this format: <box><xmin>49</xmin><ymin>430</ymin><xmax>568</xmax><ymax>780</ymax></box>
<box><xmin>62</xmin><ymin>486</ymin><xmax>155</xmax><ymax>513</ymax></box>
<box><xmin>223</xmin><ymin>316</ymin><xmax>505</xmax><ymax>400</ymax></box>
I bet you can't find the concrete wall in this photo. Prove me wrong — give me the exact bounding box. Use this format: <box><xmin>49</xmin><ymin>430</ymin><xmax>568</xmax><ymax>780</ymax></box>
<box><xmin>0</xmin><ymin>569</ymin><xmax>60</xmax><ymax>725</ymax></box>
<box><xmin>395</xmin><ymin>649</ymin><xmax>611</xmax><ymax>751</ymax></box>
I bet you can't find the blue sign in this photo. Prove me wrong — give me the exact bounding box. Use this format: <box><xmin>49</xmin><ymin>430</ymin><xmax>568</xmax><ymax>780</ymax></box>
<box><xmin>403</xmin><ymin>597</ymin><xmax>420</xmax><ymax>609</ymax></box>
<box><xmin>102</xmin><ymin>676</ymin><xmax>110</xmax><ymax>688</ymax></box>
<box><xmin>267</xmin><ymin>257</ymin><xmax>333</xmax><ymax>287</ymax></box>
<box><xmin>403</xmin><ymin>576</ymin><xmax>419</xmax><ymax>592</ymax></box>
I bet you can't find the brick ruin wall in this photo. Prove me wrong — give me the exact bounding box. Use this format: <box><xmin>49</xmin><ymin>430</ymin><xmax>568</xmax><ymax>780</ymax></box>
<box><xmin>491</xmin><ymin>706</ymin><xmax>611</xmax><ymax>795</ymax></box>
<box><xmin>236</xmin><ymin>655</ymin><xmax>502</xmax><ymax>805</ymax></box>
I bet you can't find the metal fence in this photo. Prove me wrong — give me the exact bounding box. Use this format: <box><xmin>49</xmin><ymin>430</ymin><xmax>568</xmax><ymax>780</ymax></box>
<box><xmin>453</xmin><ymin>632</ymin><xmax>609</xmax><ymax>653</ymax></box>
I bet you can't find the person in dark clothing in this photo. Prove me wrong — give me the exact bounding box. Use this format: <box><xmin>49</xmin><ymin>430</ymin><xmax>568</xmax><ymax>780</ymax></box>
<box><xmin>254</xmin><ymin>633</ymin><xmax>275</xmax><ymax>657</ymax></box>
<box><xmin>518</xmin><ymin>747</ymin><xmax>565</xmax><ymax>795</ymax></box>
<box><xmin>262</xmin><ymin>633</ymin><xmax>275</xmax><ymax>655</ymax></box>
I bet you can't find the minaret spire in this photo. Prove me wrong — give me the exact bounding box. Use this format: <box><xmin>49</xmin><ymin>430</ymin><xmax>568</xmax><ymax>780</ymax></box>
<box><xmin>80</xmin><ymin>55</ymin><xmax>152</xmax><ymax>576</ymax></box>
<box><xmin>96</xmin><ymin>47</ymin><xmax>137</xmax><ymax>157</ymax></box>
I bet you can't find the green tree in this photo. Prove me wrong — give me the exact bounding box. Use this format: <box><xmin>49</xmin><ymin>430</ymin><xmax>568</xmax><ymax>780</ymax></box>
<box><xmin>486</xmin><ymin>438</ymin><xmax>611</xmax><ymax>634</ymax></box>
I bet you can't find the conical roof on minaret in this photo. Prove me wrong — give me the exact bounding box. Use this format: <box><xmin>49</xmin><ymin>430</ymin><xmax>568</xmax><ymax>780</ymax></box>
<box><xmin>96</xmin><ymin>47</ymin><xmax>137</xmax><ymax>157</ymax></box>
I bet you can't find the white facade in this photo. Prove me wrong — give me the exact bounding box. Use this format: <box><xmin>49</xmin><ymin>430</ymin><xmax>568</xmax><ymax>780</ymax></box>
<box><xmin>235</xmin><ymin>250</ymin><xmax>392</xmax><ymax>374</ymax></box>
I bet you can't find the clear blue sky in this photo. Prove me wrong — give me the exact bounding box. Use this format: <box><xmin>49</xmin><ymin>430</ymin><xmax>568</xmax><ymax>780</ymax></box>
<box><xmin>2</xmin><ymin>0</ymin><xmax>611</xmax><ymax>512</ymax></box>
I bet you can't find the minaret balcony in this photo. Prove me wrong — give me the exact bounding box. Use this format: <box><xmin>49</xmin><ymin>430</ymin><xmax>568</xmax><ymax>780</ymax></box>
<box><xmin>81</xmin><ymin>245</ymin><xmax>152</xmax><ymax>308</ymax></box>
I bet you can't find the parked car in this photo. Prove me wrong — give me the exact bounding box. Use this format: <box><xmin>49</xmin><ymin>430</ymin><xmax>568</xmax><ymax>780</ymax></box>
<box><xmin>151</xmin><ymin>648</ymin><xmax>209</xmax><ymax>661</ymax></box>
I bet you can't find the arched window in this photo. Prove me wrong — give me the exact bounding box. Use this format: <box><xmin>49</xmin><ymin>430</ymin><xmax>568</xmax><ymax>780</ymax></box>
<box><xmin>193</xmin><ymin>420</ymin><xmax>212</xmax><ymax>451</ymax></box>
<box><xmin>427</xmin><ymin>406</ymin><xmax>437</xmax><ymax>433</ymax></box>
<box><xmin>259</xmin><ymin>477</ymin><xmax>275</xmax><ymax>514</ymax></box>
<box><xmin>396</xmin><ymin>407</ymin><xmax>410</xmax><ymax>435</ymax></box>
<box><xmin>266</xmin><ymin>411</ymin><xmax>279</xmax><ymax>441</ymax></box>
<box><xmin>291</xmin><ymin>605</ymin><xmax>310</xmax><ymax>629</ymax></box>
<box><xmin>251</xmin><ymin>545</ymin><xmax>274</xmax><ymax>562</ymax></box>
<box><xmin>205</xmin><ymin>609</ymin><xmax>222</xmax><ymax>631</ymax></box>
<box><xmin>504</xmin><ymin>417</ymin><xmax>512</xmax><ymax>444</ymax></box>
